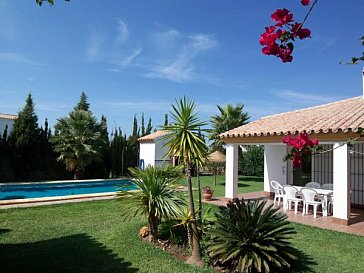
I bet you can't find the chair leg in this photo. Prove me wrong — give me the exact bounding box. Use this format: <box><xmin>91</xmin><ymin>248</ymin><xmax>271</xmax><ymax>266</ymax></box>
<box><xmin>294</xmin><ymin>201</ymin><xmax>298</xmax><ymax>214</ymax></box>
<box><xmin>302</xmin><ymin>203</ymin><xmax>306</xmax><ymax>216</ymax></box>
<box><xmin>313</xmin><ymin>204</ymin><xmax>317</xmax><ymax>218</ymax></box>
<box><xmin>277</xmin><ymin>197</ymin><xmax>280</xmax><ymax>207</ymax></box>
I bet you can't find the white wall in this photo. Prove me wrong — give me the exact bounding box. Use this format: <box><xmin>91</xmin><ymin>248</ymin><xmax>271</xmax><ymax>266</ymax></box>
<box><xmin>154</xmin><ymin>137</ymin><xmax>171</xmax><ymax>167</ymax></box>
<box><xmin>264</xmin><ymin>145</ymin><xmax>288</xmax><ymax>193</ymax></box>
<box><xmin>139</xmin><ymin>142</ymin><xmax>156</xmax><ymax>168</ymax></box>
<box><xmin>0</xmin><ymin>118</ymin><xmax>15</xmax><ymax>135</ymax></box>
<box><xmin>225</xmin><ymin>143</ymin><xmax>239</xmax><ymax>199</ymax></box>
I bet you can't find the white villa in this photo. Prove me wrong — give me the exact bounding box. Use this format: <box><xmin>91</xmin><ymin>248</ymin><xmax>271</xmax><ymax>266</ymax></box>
<box><xmin>0</xmin><ymin>113</ymin><xmax>17</xmax><ymax>135</ymax></box>
<box><xmin>138</xmin><ymin>131</ymin><xmax>172</xmax><ymax>168</ymax></box>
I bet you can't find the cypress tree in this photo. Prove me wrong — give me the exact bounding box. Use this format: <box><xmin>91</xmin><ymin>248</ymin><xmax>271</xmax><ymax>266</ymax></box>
<box><xmin>132</xmin><ymin>114</ymin><xmax>139</xmax><ymax>138</ymax></box>
<box><xmin>74</xmin><ymin>91</ymin><xmax>90</xmax><ymax>111</ymax></box>
<box><xmin>9</xmin><ymin>93</ymin><xmax>41</xmax><ymax>179</ymax></box>
<box><xmin>146</xmin><ymin>117</ymin><xmax>153</xmax><ymax>135</ymax></box>
<box><xmin>164</xmin><ymin>114</ymin><xmax>168</xmax><ymax>126</ymax></box>
<box><xmin>141</xmin><ymin>113</ymin><xmax>145</xmax><ymax>136</ymax></box>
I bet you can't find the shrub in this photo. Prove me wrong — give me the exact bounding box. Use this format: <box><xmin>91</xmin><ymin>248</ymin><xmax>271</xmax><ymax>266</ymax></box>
<box><xmin>206</xmin><ymin>199</ymin><xmax>298</xmax><ymax>273</ymax></box>
<box><xmin>238</xmin><ymin>145</ymin><xmax>264</xmax><ymax>177</ymax></box>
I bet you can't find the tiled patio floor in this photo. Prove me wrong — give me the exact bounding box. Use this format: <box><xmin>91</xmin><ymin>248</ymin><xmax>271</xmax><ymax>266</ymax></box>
<box><xmin>203</xmin><ymin>191</ymin><xmax>364</xmax><ymax>237</ymax></box>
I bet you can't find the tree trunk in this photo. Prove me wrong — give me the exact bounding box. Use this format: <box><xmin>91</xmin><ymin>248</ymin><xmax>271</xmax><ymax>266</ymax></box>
<box><xmin>148</xmin><ymin>213</ymin><xmax>159</xmax><ymax>242</ymax></box>
<box><xmin>185</xmin><ymin>160</ymin><xmax>203</xmax><ymax>266</ymax></box>
<box><xmin>197</xmin><ymin>166</ymin><xmax>202</xmax><ymax>221</ymax></box>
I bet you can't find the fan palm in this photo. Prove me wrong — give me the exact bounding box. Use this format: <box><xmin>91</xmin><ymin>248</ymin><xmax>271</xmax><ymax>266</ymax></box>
<box><xmin>163</xmin><ymin>97</ymin><xmax>208</xmax><ymax>266</ymax></box>
<box><xmin>51</xmin><ymin>110</ymin><xmax>106</xmax><ymax>179</ymax></box>
<box><xmin>207</xmin><ymin>199</ymin><xmax>298</xmax><ymax>273</ymax></box>
<box><xmin>209</xmin><ymin>103</ymin><xmax>250</xmax><ymax>152</ymax></box>
<box><xmin>117</xmin><ymin>165</ymin><xmax>185</xmax><ymax>241</ymax></box>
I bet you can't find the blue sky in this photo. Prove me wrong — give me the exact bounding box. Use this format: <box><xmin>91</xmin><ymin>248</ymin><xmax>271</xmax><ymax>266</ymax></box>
<box><xmin>0</xmin><ymin>0</ymin><xmax>363</xmax><ymax>134</ymax></box>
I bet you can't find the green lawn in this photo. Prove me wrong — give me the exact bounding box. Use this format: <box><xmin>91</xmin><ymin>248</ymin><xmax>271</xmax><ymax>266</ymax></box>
<box><xmin>1</xmin><ymin>197</ymin><xmax>364</xmax><ymax>273</ymax></box>
<box><xmin>182</xmin><ymin>174</ymin><xmax>264</xmax><ymax>197</ymax></box>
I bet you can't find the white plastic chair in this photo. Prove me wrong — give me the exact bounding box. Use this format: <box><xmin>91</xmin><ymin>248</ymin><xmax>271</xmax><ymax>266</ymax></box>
<box><xmin>271</xmin><ymin>180</ymin><xmax>284</xmax><ymax>207</ymax></box>
<box><xmin>283</xmin><ymin>186</ymin><xmax>302</xmax><ymax>214</ymax></box>
<box><xmin>305</xmin><ymin>182</ymin><xmax>321</xmax><ymax>189</ymax></box>
<box><xmin>321</xmin><ymin>183</ymin><xmax>333</xmax><ymax>190</ymax></box>
<box><xmin>321</xmin><ymin>184</ymin><xmax>334</xmax><ymax>213</ymax></box>
<box><xmin>301</xmin><ymin>188</ymin><xmax>322</xmax><ymax>218</ymax></box>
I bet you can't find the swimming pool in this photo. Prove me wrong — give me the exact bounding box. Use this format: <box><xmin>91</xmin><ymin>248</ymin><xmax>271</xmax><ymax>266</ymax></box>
<box><xmin>0</xmin><ymin>179</ymin><xmax>137</xmax><ymax>201</ymax></box>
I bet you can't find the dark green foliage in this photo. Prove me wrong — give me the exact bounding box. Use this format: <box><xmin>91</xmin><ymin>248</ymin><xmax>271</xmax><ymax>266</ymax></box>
<box><xmin>209</xmin><ymin>103</ymin><xmax>250</xmax><ymax>152</ymax></box>
<box><xmin>164</xmin><ymin>113</ymin><xmax>169</xmax><ymax>126</ymax></box>
<box><xmin>141</xmin><ymin>113</ymin><xmax>145</xmax><ymax>136</ymax></box>
<box><xmin>207</xmin><ymin>199</ymin><xmax>298</xmax><ymax>273</ymax></box>
<box><xmin>132</xmin><ymin>115</ymin><xmax>139</xmax><ymax>138</ymax></box>
<box><xmin>118</xmin><ymin>165</ymin><xmax>186</xmax><ymax>240</ymax></box>
<box><xmin>86</xmin><ymin>115</ymin><xmax>111</xmax><ymax>178</ymax></box>
<box><xmin>238</xmin><ymin>145</ymin><xmax>264</xmax><ymax>177</ymax></box>
<box><xmin>146</xmin><ymin>117</ymin><xmax>153</xmax><ymax>135</ymax></box>
<box><xmin>36</xmin><ymin>0</ymin><xmax>70</xmax><ymax>7</ymax></box>
<box><xmin>109</xmin><ymin>128</ymin><xmax>127</xmax><ymax>177</ymax></box>
<box><xmin>52</xmin><ymin>102</ymin><xmax>107</xmax><ymax>179</ymax></box>
<box><xmin>8</xmin><ymin>94</ymin><xmax>41</xmax><ymax>179</ymax></box>
<box><xmin>74</xmin><ymin>92</ymin><xmax>90</xmax><ymax>111</ymax></box>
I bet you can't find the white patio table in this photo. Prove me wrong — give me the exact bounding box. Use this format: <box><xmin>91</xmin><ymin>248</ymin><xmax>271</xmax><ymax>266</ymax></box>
<box><xmin>292</xmin><ymin>186</ymin><xmax>333</xmax><ymax>217</ymax></box>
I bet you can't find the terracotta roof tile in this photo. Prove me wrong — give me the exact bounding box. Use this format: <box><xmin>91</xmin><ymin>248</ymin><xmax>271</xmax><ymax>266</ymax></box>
<box><xmin>138</xmin><ymin>130</ymin><xmax>168</xmax><ymax>142</ymax></box>
<box><xmin>220</xmin><ymin>96</ymin><xmax>364</xmax><ymax>139</ymax></box>
<box><xmin>0</xmin><ymin>113</ymin><xmax>18</xmax><ymax>120</ymax></box>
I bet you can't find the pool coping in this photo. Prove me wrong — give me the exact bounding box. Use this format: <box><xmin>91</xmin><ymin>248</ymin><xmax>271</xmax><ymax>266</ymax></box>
<box><xmin>0</xmin><ymin>192</ymin><xmax>119</xmax><ymax>206</ymax></box>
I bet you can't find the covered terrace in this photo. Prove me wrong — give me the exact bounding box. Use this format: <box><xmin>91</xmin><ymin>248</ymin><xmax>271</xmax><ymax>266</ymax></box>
<box><xmin>220</xmin><ymin>96</ymin><xmax>364</xmax><ymax>226</ymax></box>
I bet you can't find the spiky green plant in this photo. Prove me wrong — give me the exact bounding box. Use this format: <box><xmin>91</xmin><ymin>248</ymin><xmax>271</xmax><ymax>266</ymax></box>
<box><xmin>117</xmin><ymin>165</ymin><xmax>186</xmax><ymax>241</ymax></box>
<box><xmin>162</xmin><ymin>97</ymin><xmax>208</xmax><ymax>266</ymax></box>
<box><xmin>206</xmin><ymin>199</ymin><xmax>298</xmax><ymax>273</ymax></box>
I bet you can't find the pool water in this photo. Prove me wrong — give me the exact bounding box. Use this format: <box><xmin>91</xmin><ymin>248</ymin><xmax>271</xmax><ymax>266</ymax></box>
<box><xmin>0</xmin><ymin>179</ymin><xmax>137</xmax><ymax>200</ymax></box>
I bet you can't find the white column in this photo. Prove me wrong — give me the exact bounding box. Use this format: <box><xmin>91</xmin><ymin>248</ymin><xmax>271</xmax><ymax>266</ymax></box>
<box><xmin>264</xmin><ymin>145</ymin><xmax>288</xmax><ymax>194</ymax></box>
<box><xmin>333</xmin><ymin>143</ymin><xmax>350</xmax><ymax>225</ymax></box>
<box><xmin>225</xmin><ymin>143</ymin><xmax>238</xmax><ymax>199</ymax></box>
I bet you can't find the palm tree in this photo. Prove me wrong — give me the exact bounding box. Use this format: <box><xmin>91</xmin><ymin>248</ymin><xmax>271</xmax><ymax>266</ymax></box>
<box><xmin>163</xmin><ymin>97</ymin><xmax>208</xmax><ymax>266</ymax></box>
<box><xmin>51</xmin><ymin>110</ymin><xmax>106</xmax><ymax>179</ymax></box>
<box><xmin>209</xmin><ymin>103</ymin><xmax>250</xmax><ymax>152</ymax></box>
<box><xmin>117</xmin><ymin>165</ymin><xmax>185</xmax><ymax>241</ymax></box>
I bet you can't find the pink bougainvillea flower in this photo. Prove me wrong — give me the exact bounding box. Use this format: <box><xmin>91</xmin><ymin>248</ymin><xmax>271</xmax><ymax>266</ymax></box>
<box><xmin>301</xmin><ymin>0</ymin><xmax>311</xmax><ymax>6</ymax></box>
<box><xmin>271</xmin><ymin>9</ymin><xmax>294</xmax><ymax>27</ymax></box>
<box><xmin>292</xmin><ymin>23</ymin><xmax>311</xmax><ymax>39</ymax></box>
<box><xmin>311</xmin><ymin>138</ymin><xmax>319</xmax><ymax>146</ymax></box>
<box><xmin>282</xmin><ymin>136</ymin><xmax>293</xmax><ymax>144</ymax></box>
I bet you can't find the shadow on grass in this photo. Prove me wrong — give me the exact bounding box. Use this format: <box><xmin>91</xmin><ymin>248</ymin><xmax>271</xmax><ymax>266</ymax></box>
<box><xmin>289</xmin><ymin>249</ymin><xmax>317</xmax><ymax>273</ymax></box>
<box><xmin>0</xmin><ymin>233</ymin><xmax>138</xmax><ymax>273</ymax></box>
<box><xmin>238</xmin><ymin>176</ymin><xmax>264</xmax><ymax>183</ymax></box>
<box><xmin>0</xmin><ymin>228</ymin><xmax>11</xmax><ymax>235</ymax></box>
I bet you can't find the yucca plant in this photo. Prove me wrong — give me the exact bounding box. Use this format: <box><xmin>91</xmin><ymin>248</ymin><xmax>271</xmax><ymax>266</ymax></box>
<box><xmin>117</xmin><ymin>165</ymin><xmax>186</xmax><ymax>241</ymax></box>
<box><xmin>162</xmin><ymin>97</ymin><xmax>208</xmax><ymax>266</ymax></box>
<box><xmin>206</xmin><ymin>199</ymin><xmax>298</xmax><ymax>273</ymax></box>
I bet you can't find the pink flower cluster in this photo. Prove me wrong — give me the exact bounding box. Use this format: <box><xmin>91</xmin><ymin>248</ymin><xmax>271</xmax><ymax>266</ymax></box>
<box><xmin>283</xmin><ymin>133</ymin><xmax>319</xmax><ymax>168</ymax></box>
<box><xmin>260</xmin><ymin>1</ymin><xmax>312</xmax><ymax>62</ymax></box>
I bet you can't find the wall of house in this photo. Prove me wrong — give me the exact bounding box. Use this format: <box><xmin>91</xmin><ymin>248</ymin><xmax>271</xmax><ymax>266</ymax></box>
<box><xmin>139</xmin><ymin>142</ymin><xmax>156</xmax><ymax>168</ymax></box>
<box><xmin>154</xmin><ymin>137</ymin><xmax>171</xmax><ymax>167</ymax></box>
<box><xmin>0</xmin><ymin>118</ymin><xmax>15</xmax><ymax>135</ymax></box>
<box><xmin>264</xmin><ymin>145</ymin><xmax>288</xmax><ymax>193</ymax></box>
